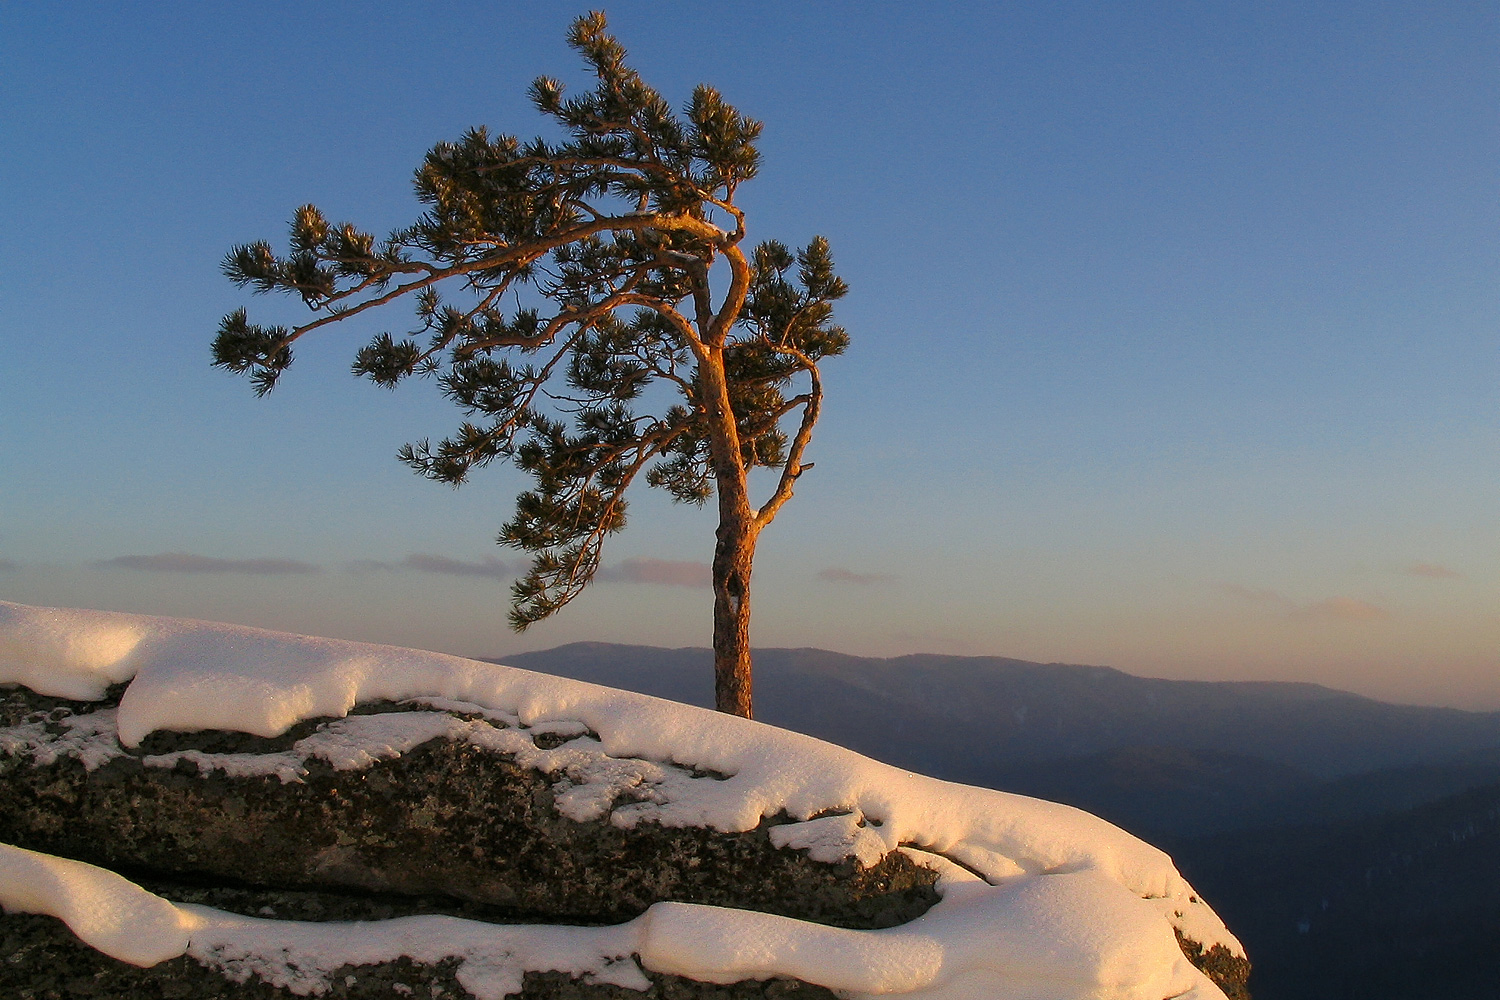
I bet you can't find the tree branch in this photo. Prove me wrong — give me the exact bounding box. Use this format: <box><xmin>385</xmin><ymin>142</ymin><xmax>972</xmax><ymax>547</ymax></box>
<box><xmin>755</xmin><ymin>347</ymin><xmax>821</xmax><ymax>527</ymax></box>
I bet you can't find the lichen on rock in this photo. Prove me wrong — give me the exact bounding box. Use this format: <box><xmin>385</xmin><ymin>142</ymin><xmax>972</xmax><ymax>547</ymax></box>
<box><xmin>0</xmin><ymin>686</ymin><xmax>939</xmax><ymax>930</ymax></box>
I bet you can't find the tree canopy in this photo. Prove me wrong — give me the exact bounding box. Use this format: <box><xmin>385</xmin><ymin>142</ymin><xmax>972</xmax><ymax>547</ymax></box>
<box><xmin>213</xmin><ymin>12</ymin><xmax>848</xmax><ymax>717</ymax></box>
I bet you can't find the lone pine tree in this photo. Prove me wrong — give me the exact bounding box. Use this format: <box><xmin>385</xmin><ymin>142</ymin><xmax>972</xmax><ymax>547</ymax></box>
<box><xmin>212</xmin><ymin>13</ymin><xmax>848</xmax><ymax>718</ymax></box>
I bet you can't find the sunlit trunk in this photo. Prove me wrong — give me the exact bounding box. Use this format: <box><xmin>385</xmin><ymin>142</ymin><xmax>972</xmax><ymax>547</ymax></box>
<box><xmin>711</xmin><ymin>513</ymin><xmax>756</xmax><ymax>717</ymax></box>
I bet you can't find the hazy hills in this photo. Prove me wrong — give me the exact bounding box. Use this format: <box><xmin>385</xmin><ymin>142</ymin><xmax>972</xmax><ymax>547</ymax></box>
<box><xmin>496</xmin><ymin>642</ymin><xmax>1500</xmax><ymax>783</ymax></box>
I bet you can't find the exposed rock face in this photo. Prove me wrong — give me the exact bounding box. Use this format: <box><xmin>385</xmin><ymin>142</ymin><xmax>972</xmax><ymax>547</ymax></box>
<box><xmin>1176</xmin><ymin>930</ymin><xmax>1252</xmax><ymax>1000</ymax></box>
<box><xmin>0</xmin><ymin>685</ymin><xmax>937</xmax><ymax>931</ymax></box>
<box><xmin>0</xmin><ymin>682</ymin><xmax>932</xmax><ymax>998</ymax></box>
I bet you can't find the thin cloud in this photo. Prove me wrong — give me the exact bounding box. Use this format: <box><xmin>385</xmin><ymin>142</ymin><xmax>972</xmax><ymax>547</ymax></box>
<box><xmin>1218</xmin><ymin>583</ymin><xmax>1284</xmax><ymax>604</ymax></box>
<box><xmin>1296</xmin><ymin>596</ymin><xmax>1390</xmax><ymax>622</ymax></box>
<box><xmin>1406</xmin><ymin>562</ymin><xmax>1461</xmax><ymax>580</ymax></box>
<box><xmin>98</xmin><ymin>552</ymin><xmax>322</xmax><ymax>575</ymax></box>
<box><xmin>1222</xmin><ymin>583</ymin><xmax>1390</xmax><ymax>622</ymax></box>
<box><xmin>346</xmin><ymin>554</ymin><xmax>515</xmax><ymax>580</ymax></box>
<box><xmin>817</xmin><ymin>567</ymin><xmax>894</xmax><ymax>585</ymax></box>
<box><xmin>403</xmin><ymin>553</ymin><xmax>514</xmax><ymax>579</ymax></box>
<box><xmin>597</xmin><ymin>558</ymin><xmax>711</xmax><ymax>588</ymax></box>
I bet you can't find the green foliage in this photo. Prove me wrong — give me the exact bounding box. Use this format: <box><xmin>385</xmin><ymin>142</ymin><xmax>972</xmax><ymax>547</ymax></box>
<box><xmin>214</xmin><ymin>12</ymin><xmax>847</xmax><ymax>634</ymax></box>
<box><xmin>210</xmin><ymin>309</ymin><xmax>291</xmax><ymax>396</ymax></box>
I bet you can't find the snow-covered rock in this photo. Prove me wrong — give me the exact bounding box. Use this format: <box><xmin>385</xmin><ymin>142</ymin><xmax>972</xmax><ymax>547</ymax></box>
<box><xmin>0</xmin><ymin>601</ymin><xmax>1248</xmax><ymax>1000</ymax></box>
<box><xmin>0</xmin><ymin>684</ymin><xmax>938</xmax><ymax>930</ymax></box>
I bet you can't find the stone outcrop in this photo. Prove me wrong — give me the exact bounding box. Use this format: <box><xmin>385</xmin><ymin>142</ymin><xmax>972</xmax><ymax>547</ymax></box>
<box><xmin>1174</xmin><ymin>932</ymin><xmax>1251</xmax><ymax>1000</ymax></box>
<box><xmin>0</xmin><ymin>682</ymin><xmax>934</xmax><ymax>999</ymax></box>
<box><xmin>0</xmin><ymin>619</ymin><xmax>1249</xmax><ymax>1000</ymax></box>
<box><xmin>0</xmin><ymin>685</ymin><xmax>937</xmax><ymax>931</ymax></box>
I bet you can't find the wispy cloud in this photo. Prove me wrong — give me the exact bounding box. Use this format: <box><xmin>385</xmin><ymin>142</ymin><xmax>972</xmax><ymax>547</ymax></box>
<box><xmin>348</xmin><ymin>553</ymin><xmax>706</xmax><ymax>585</ymax></box>
<box><xmin>1221</xmin><ymin>583</ymin><xmax>1390</xmax><ymax>622</ymax></box>
<box><xmin>347</xmin><ymin>554</ymin><xmax>515</xmax><ymax>580</ymax></box>
<box><xmin>1295</xmin><ymin>595</ymin><xmax>1390</xmax><ymax>621</ymax></box>
<box><xmin>1219</xmin><ymin>583</ymin><xmax>1284</xmax><ymax>604</ymax></box>
<box><xmin>597</xmin><ymin>558</ymin><xmax>711</xmax><ymax>588</ymax></box>
<box><xmin>1405</xmin><ymin>562</ymin><xmax>1461</xmax><ymax>580</ymax></box>
<box><xmin>98</xmin><ymin>552</ymin><xmax>322</xmax><ymax>575</ymax></box>
<box><xmin>816</xmin><ymin>567</ymin><xmax>894</xmax><ymax>585</ymax></box>
<box><xmin>403</xmin><ymin>553</ymin><xmax>514</xmax><ymax>579</ymax></box>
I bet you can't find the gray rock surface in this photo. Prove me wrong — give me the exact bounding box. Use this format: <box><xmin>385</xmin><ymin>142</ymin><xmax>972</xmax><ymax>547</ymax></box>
<box><xmin>0</xmin><ymin>681</ymin><xmax>1246</xmax><ymax>998</ymax></box>
<box><xmin>0</xmin><ymin>685</ymin><xmax>937</xmax><ymax>929</ymax></box>
<box><xmin>0</xmin><ymin>682</ymin><xmax>933</xmax><ymax>998</ymax></box>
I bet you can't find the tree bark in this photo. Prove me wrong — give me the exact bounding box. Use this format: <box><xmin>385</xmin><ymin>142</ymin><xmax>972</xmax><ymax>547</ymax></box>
<box><xmin>711</xmin><ymin>511</ymin><xmax>757</xmax><ymax>718</ymax></box>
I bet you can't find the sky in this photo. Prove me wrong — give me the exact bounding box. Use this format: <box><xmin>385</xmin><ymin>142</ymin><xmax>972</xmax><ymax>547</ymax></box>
<box><xmin>2</xmin><ymin>2</ymin><xmax>1496</xmax><ymax>709</ymax></box>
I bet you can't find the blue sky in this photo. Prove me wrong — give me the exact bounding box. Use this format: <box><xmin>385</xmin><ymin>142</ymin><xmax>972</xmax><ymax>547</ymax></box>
<box><xmin>2</xmin><ymin>3</ymin><xmax>1496</xmax><ymax>707</ymax></box>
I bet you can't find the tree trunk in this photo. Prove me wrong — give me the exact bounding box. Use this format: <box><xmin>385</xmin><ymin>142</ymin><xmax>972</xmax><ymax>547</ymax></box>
<box><xmin>712</xmin><ymin>512</ymin><xmax>757</xmax><ymax>718</ymax></box>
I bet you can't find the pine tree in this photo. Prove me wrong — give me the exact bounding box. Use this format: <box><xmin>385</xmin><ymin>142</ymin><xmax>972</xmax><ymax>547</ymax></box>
<box><xmin>212</xmin><ymin>12</ymin><xmax>848</xmax><ymax>718</ymax></box>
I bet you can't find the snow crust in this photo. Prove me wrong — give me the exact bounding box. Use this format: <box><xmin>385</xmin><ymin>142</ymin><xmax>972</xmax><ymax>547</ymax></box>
<box><xmin>0</xmin><ymin>600</ymin><xmax>1242</xmax><ymax>999</ymax></box>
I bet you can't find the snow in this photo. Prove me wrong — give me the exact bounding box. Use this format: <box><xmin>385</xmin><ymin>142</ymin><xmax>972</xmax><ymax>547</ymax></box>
<box><xmin>2</xmin><ymin>843</ymin><xmax>1219</xmax><ymax>1000</ymax></box>
<box><xmin>0</xmin><ymin>705</ymin><xmax>126</xmax><ymax>771</ymax></box>
<box><xmin>183</xmin><ymin>902</ymin><xmax>650</xmax><ymax>999</ymax></box>
<box><xmin>641</xmin><ymin>868</ymin><xmax>1200</xmax><ymax>999</ymax></box>
<box><xmin>0</xmin><ymin>604</ymin><xmax>143</xmax><ymax>700</ymax></box>
<box><xmin>0</xmin><ymin>843</ymin><xmax>648</xmax><ymax>998</ymax></box>
<box><xmin>0</xmin><ymin>842</ymin><xmax>194</xmax><ymax>967</ymax></box>
<box><xmin>0</xmin><ymin>600</ymin><xmax>1241</xmax><ymax>999</ymax></box>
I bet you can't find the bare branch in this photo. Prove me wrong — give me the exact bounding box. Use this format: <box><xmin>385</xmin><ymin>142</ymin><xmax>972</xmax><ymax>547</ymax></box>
<box><xmin>755</xmin><ymin>347</ymin><xmax>822</xmax><ymax>527</ymax></box>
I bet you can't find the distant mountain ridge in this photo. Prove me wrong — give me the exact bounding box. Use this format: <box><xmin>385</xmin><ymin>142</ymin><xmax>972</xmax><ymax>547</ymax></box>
<box><xmin>1171</xmin><ymin>779</ymin><xmax>1500</xmax><ymax>999</ymax></box>
<box><xmin>494</xmin><ymin>643</ymin><xmax>1500</xmax><ymax>782</ymax></box>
